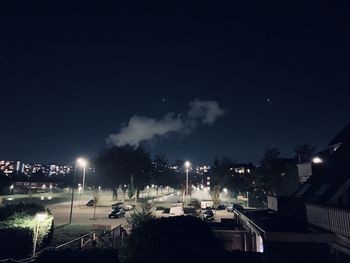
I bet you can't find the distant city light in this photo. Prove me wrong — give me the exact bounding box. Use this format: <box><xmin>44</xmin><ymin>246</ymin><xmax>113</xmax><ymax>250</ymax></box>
<box><xmin>223</xmin><ymin>188</ymin><xmax>228</xmax><ymax>193</ymax></box>
<box><xmin>312</xmin><ymin>157</ymin><xmax>323</xmax><ymax>164</ymax></box>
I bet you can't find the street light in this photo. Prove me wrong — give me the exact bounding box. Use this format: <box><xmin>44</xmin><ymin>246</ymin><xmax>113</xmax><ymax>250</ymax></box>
<box><xmin>32</xmin><ymin>213</ymin><xmax>47</xmax><ymax>257</ymax></box>
<box><xmin>184</xmin><ymin>161</ymin><xmax>191</xmax><ymax>205</ymax></box>
<box><xmin>77</xmin><ymin>158</ymin><xmax>87</xmax><ymax>195</ymax></box>
<box><xmin>312</xmin><ymin>156</ymin><xmax>323</xmax><ymax>164</ymax></box>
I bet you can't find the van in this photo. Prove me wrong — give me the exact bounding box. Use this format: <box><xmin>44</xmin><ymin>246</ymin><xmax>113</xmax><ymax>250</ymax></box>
<box><xmin>200</xmin><ymin>201</ymin><xmax>214</xmax><ymax>209</ymax></box>
<box><xmin>169</xmin><ymin>204</ymin><xmax>184</xmax><ymax>216</ymax></box>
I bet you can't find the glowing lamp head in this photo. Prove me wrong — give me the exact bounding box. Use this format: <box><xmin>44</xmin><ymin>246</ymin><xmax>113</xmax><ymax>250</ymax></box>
<box><xmin>77</xmin><ymin>158</ymin><xmax>87</xmax><ymax>166</ymax></box>
<box><xmin>312</xmin><ymin>157</ymin><xmax>323</xmax><ymax>164</ymax></box>
<box><xmin>35</xmin><ymin>213</ymin><xmax>47</xmax><ymax>222</ymax></box>
<box><xmin>184</xmin><ymin>161</ymin><xmax>191</xmax><ymax>168</ymax></box>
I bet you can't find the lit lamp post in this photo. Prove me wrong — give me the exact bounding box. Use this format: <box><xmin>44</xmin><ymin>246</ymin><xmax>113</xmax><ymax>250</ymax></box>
<box><xmin>77</xmin><ymin>158</ymin><xmax>87</xmax><ymax>195</ymax></box>
<box><xmin>69</xmin><ymin>157</ymin><xmax>88</xmax><ymax>223</ymax></box>
<box><xmin>184</xmin><ymin>161</ymin><xmax>191</xmax><ymax>205</ymax></box>
<box><xmin>78</xmin><ymin>185</ymin><xmax>82</xmax><ymax>203</ymax></box>
<box><xmin>32</xmin><ymin>213</ymin><xmax>47</xmax><ymax>257</ymax></box>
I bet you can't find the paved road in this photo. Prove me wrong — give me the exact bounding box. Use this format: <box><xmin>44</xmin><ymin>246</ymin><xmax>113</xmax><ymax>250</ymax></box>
<box><xmin>48</xmin><ymin>202</ymin><xmax>128</xmax><ymax>229</ymax></box>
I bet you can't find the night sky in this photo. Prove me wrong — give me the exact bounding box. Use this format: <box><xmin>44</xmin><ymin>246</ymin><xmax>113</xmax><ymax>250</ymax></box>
<box><xmin>1</xmin><ymin>1</ymin><xmax>349</xmax><ymax>165</ymax></box>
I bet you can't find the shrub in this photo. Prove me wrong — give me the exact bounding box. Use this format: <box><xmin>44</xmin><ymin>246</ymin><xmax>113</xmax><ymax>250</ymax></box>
<box><xmin>183</xmin><ymin>207</ymin><xmax>196</xmax><ymax>214</ymax></box>
<box><xmin>190</xmin><ymin>198</ymin><xmax>201</xmax><ymax>209</ymax></box>
<box><xmin>0</xmin><ymin>203</ymin><xmax>54</xmax><ymax>259</ymax></box>
<box><xmin>36</xmin><ymin>248</ymin><xmax>119</xmax><ymax>263</ymax></box>
<box><xmin>120</xmin><ymin>216</ymin><xmax>226</xmax><ymax>263</ymax></box>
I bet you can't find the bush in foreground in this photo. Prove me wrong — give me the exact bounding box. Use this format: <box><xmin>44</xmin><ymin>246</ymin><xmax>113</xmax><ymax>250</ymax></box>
<box><xmin>0</xmin><ymin>203</ymin><xmax>54</xmax><ymax>259</ymax></box>
<box><xmin>120</xmin><ymin>216</ymin><xmax>226</xmax><ymax>263</ymax></box>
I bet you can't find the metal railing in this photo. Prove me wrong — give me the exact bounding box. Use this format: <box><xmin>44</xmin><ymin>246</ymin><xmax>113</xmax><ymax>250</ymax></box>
<box><xmin>98</xmin><ymin>224</ymin><xmax>126</xmax><ymax>249</ymax></box>
<box><xmin>0</xmin><ymin>225</ymin><xmax>127</xmax><ymax>263</ymax></box>
<box><xmin>306</xmin><ymin>203</ymin><xmax>350</xmax><ymax>238</ymax></box>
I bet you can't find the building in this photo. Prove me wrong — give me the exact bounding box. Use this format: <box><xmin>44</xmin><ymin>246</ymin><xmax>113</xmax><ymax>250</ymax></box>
<box><xmin>0</xmin><ymin>160</ymin><xmax>21</xmax><ymax>176</ymax></box>
<box><xmin>297</xmin><ymin>123</ymin><xmax>350</xmax><ymax>184</ymax></box>
<box><xmin>231</xmin><ymin>123</ymin><xmax>350</xmax><ymax>263</ymax></box>
<box><xmin>195</xmin><ymin>165</ymin><xmax>211</xmax><ymax>189</ymax></box>
<box><xmin>229</xmin><ymin>163</ymin><xmax>256</xmax><ymax>177</ymax></box>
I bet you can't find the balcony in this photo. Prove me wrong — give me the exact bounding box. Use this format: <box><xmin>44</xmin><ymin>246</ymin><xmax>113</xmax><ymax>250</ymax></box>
<box><xmin>306</xmin><ymin>203</ymin><xmax>350</xmax><ymax>238</ymax></box>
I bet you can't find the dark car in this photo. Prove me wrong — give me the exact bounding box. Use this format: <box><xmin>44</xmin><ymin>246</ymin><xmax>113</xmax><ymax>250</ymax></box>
<box><xmin>86</xmin><ymin>199</ymin><xmax>94</xmax><ymax>207</ymax></box>
<box><xmin>216</xmin><ymin>204</ymin><xmax>226</xmax><ymax>210</ymax></box>
<box><xmin>227</xmin><ymin>204</ymin><xmax>244</xmax><ymax>212</ymax></box>
<box><xmin>108</xmin><ymin>207</ymin><xmax>125</xmax><ymax>219</ymax></box>
<box><xmin>201</xmin><ymin>209</ymin><xmax>215</xmax><ymax>221</ymax></box>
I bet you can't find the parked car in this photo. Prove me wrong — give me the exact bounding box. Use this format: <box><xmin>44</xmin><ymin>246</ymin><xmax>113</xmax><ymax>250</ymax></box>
<box><xmin>227</xmin><ymin>204</ymin><xmax>244</xmax><ymax>212</ymax></box>
<box><xmin>201</xmin><ymin>209</ymin><xmax>215</xmax><ymax>221</ymax></box>
<box><xmin>108</xmin><ymin>207</ymin><xmax>125</xmax><ymax>219</ymax></box>
<box><xmin>216</xmin><ymin>204</ymin><xmax>226</xmax><ymax>210</ymax></box>
<box><xmin>86</xmin><ymin>199</ymin><xmax>94</xmax><ymax>207</ymax></box>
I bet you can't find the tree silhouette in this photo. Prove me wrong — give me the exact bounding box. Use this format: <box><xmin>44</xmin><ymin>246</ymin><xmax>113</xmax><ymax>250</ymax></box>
<box><xmin>294</xmin><ymin>143</ymin><xmax>317</xmax><ymax>163</ymax></box>
<box><xmin>94</xmin><ymin>146</ymin><xmax>152</xmax><ymax>200</ymax></box>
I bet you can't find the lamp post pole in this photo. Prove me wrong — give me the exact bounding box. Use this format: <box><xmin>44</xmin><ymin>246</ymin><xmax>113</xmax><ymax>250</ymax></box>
<box><xmin>186</xmin><ymin>167</ymin><xmax>189</xmax><ymax>204</ymax></box>
<box><xmin>32</xmin><ymin>220</ymin><xmax>40</xmax><ymax>257</ymax></box>
<box><xmin>82</xmin><ymin>162</ymin><xmax>86</xmax><ymax>195</ymax></box>
<box><xmin>184</xmin><ymin>161</ymin><xmax>190</xmax><ymax>205</ymax></box>
<box><xmin>32</xmin><ymin>213</ymin><xmax>47</xmax><ymax>257</ymax></box>
<box><xmin>69</xmin><ymin>165</ymin><xmax>77</xmax><ymax>224</ymax></box>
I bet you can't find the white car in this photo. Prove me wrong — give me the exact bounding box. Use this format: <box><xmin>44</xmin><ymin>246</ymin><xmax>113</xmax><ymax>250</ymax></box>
<box><xmin>124</xmin><ymin>204</ymin><xmax>134</xmax><ymax>211</ymax></box>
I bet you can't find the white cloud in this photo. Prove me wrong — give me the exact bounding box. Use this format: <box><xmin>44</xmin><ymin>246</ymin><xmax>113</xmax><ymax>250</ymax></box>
<box><xmin>188</xmin><ymin>99</ymin><xmax>226</xmax><ymax>125</ymax></box>
<box><xmin>107</xmin><ymin>99</ymin><xmax>226</xmax><ymax>147</ymax></box>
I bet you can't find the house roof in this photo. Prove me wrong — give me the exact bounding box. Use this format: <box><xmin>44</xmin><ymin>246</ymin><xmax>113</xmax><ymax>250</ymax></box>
<box><xmin>294</xmin><ymin>139</ymin><xmax>350</xmax><ymax>207</ymax></box>
<box><xmin>238</xmin><ymin>209</ymin><xmax>313</xmax><ymax>233</ymax></box>
<box><xmin>328</xmin><ymin>122</ymin><xmax>350</xmax><ymax>146</ymax></box>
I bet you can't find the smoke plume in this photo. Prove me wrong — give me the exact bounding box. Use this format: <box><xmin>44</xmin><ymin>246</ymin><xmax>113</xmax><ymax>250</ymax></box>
<box><xmin>106</xmin><ymin>99</ymin><xmax>226</xmax><ymax>147</ymax></box>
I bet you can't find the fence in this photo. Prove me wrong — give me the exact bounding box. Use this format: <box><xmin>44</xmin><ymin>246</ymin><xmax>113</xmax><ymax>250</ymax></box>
<box><xmin>306</xmin><ymin>203</ymin><xmax>350</xmax><ymax>239</ymax></box>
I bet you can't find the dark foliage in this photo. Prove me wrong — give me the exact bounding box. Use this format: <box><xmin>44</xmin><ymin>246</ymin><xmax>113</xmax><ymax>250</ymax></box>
<box><xmin>120</xmin><ymin>216</ymin><xmax>226</xmax><ymax>263</ymax></box>
<box><xmin>0</xmin><ymin>203</ymin><xmax>54</xmax><ymax>259</ymax></box>
<box><xmin>0</xmin><ymin>202</ymin><xmax>47</xmax><ymax>220</ymax></box>
<box><xmin>94</xmin><ymin>145</ymin><xmax>152</xmax><ymax>191</ymax></box>
<box><xmin>35</xmin><ymin>248</ymin><xmax>119</xmax><ymax>263</ymax></box>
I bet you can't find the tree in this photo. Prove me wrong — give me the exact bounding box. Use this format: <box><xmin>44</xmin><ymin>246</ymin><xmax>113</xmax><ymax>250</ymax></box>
<box><xmin>210</xmin><ymin>185</ymin><xmax>221</xmax><ymax>207</ymax></box>
<box><xmin>252</xmin><ymin>148</ymin><xmax>298</xmax><ymax>197</ymax></box>
<box><xmin>260</xmin><ymin>148</ymin><xmax>280</xmax><ymax>165</ymax></box>
<box><xmin>94</xmin><ymin>146</ymin><xmax>152</xmax><ymax>201</ymax></box>
<box><xmin>126</xmin><ymin>198</ymin><xmax>155</xmax><ymax>230</ymax></box>
<box><xmin>294</xmin><ymin>143</ymin><xmax>317</xmax><ymax>163</ymax></box>
<box><xmin>151</xmin><ymin>153</ymin><xmax>170</xmax><ymax>195</ymax></box>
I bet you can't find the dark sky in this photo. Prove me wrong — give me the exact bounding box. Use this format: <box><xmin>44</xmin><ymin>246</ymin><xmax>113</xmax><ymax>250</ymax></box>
<box><xmin>1</xmin><ymin>0</ymin><xmax>349</xmax><ymax>165</ymax></box>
